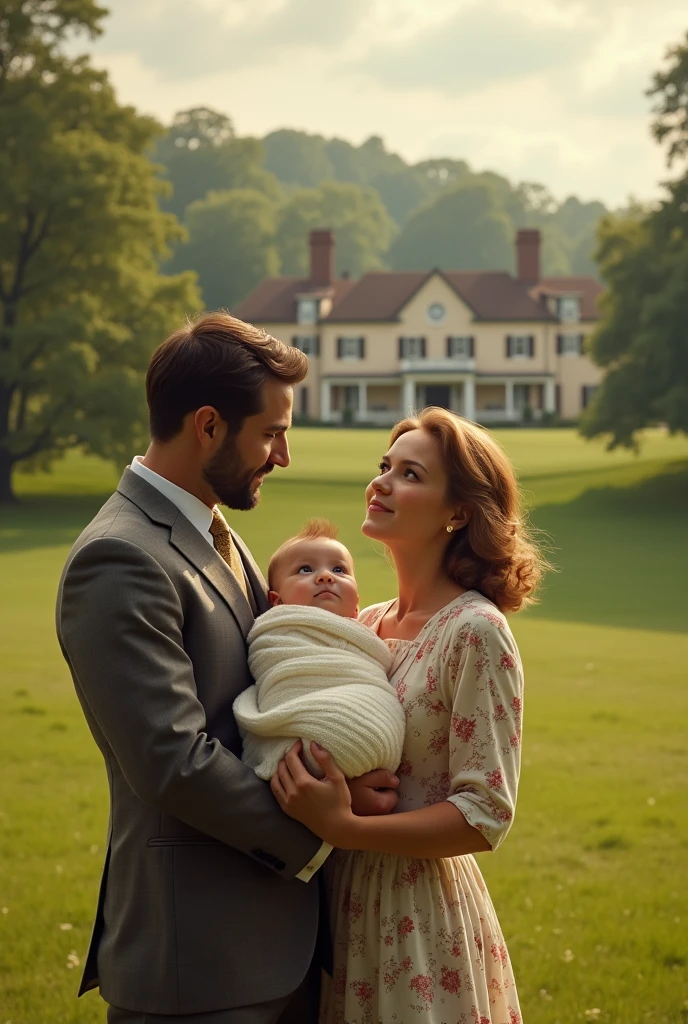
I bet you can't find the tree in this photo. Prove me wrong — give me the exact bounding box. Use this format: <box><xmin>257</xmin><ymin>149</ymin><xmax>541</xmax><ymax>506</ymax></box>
<box><xmin>154</xmin><ymin>108</ymin><xmax>281</xmax><ymax>220</ymax></box>
<box><xmin>276</xmin><ymin>181</ymin><xmax>395</xmax><ymax>278</ymax></box>
<box><xmin>580</xmin><ymin>31</ymin><xmax>688</xmax><ymax>448</ymax></box>
<box><xmin>170</xmin><ymin>190</ymin><xmax>280</xmax><ymax>310</ymax></box>
<box><xmin>0</xmin><ymin>0</ymin><xmax>200</xmax><ymax>502</ymax></box>
<box><xmin>262</xmin><ymin>129</ymin><xmax>334</xmax><ymax>187</ymax></box>
<box><xmin>387</xmin><ymin>181</ymin><xmax>513</xmax><ymax>272</ymax></box>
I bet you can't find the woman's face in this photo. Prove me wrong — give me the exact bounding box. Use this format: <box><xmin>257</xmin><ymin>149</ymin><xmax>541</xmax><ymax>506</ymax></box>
<box><xmin>362</xmin><ymin>428</ymin><xmax>464</xmax><ymax>546</ymax></box>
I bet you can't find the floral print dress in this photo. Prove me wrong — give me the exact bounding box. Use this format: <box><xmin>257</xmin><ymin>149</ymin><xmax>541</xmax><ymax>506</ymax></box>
<box><xmin>321</xmin><ymin>591</ymin><xmax>524</xmax><ymax>1024</ymax></box>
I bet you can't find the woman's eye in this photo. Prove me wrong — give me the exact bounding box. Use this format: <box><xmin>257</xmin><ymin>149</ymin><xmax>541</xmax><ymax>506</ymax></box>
<box><xmin>405</xmin><ymin>468</ymin><xmax>418</xmax><ymax>480</ymax></box>
<box><xmin>298</xmin><ymin>565</ymin><xmax>312</xmax><ymax>574</ymax></box>
<box><xmin>378</xmin><ymin>462</ymin><xmax>389</xmax><ymax>473</ymax></box>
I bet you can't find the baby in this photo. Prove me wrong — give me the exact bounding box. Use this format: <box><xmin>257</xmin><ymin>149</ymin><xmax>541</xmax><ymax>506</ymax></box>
<box><xmin>232</xmin><ymin>519</ymin><xmax>405</xmax><ymax>781</ymax></box>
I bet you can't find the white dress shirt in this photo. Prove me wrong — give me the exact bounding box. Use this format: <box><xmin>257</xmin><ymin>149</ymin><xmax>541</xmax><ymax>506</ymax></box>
<box><xmin>129</xmin><ymin>457</ymin><xmax>331</xmax><ymax>881</ymax></box>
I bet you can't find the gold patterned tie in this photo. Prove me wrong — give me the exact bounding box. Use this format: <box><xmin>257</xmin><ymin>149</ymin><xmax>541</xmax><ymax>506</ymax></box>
<box><xmin>209</xmin><ymin>508</ymin><xmax>248</xmax><ymax>600</ymax></box>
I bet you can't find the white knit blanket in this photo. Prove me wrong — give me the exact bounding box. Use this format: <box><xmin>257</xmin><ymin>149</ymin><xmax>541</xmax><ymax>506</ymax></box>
<box><xmin>233</xmin><ymin>605</ymin><xmax>406</xmax><ymax>781</ymax></box>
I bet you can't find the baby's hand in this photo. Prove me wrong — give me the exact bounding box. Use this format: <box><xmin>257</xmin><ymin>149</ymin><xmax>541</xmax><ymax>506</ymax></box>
<box><xmin>347</xmin><ymin>769</ymin><xmax>400</xmax><ymax>816</ymax></box>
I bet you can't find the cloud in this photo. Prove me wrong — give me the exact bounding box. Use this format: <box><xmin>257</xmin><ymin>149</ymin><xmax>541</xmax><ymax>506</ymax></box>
<box><xmin>91</xmin><ymin>0</ymin><xmax>369</xmax><ymax>80</ymax></box>
<box><xmin>352</xmin><ymin>3</ymin><xmax>594</xmax><ymax>95</ymax></box>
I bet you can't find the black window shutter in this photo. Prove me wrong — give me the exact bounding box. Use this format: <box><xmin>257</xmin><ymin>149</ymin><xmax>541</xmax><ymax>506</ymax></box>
<box><xmin>314</xmin><ymin>335</ymin><xmax>320</xmax><ymax>357</ymax></box>
<box><xmin>292</xmin><ymin>335</ymin><xmax>298</xmax><ymax>348</ymax></box>
<box><xmin>529</xmin><ymin>335</ymin><xmax>535</xmax><ymax>357</ymax></box>
<box><xmin>469</xmin><ymin>336</ymin><xmax>475</xmax><ymax>358</ymax></box>
<box><xmin>506</xmin><ymin>336</ymin><xmax>512</xmax><ymax>358</ymax></box>
<box><xmin>398</xmin><ymin>337</ymin><xmax>405</xmax><ymax>359</ymax></box>
<box><xmin>556</xmin><ymin>334</ymin><xmax>563</xmax><ymax>355</ymax></box>
<box><xmin>337</xmin><ymin>337</ymin><xmax>343</xmax><ymax>359</ymax></box>
<box><xmin>421</xmin><ymin>337</ymin><xmax>426</xmax><ymax>358</ymax></box>
<box><xmin>581</xmin><ymin>385</ymin><xmax>587</xmax><ymax>408</ymax></box>
<box><xmin>446</xmin><ymin>336</ymin><xmax>452</xmax><ymax>357</ymax></box>
<box><xmin>359</xmin><ymin>337</ymin><xmax>365</xmax><ymax>359</ymax></box>
<box><xmin>578</xmin><ymin>333</ymin><xmax>585</xmax><ymax>354</ymax></box>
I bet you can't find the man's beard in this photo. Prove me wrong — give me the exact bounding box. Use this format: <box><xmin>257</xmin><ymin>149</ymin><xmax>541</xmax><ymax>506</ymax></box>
<box><xmin>203</xmin><ymin>434</ymin><xmax>273</xmax><ymax>511</ymax></box>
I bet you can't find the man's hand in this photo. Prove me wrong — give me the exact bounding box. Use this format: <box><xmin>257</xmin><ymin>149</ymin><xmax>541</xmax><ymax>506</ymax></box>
<box><xmin>348</xmin><ymin>769</ymin><xmax>400</xmax><ymax>816</ymax></box>
<box><xmin>271</xmin><ymin>741</ymin><xmax>359</xmax><ymax>848</ymax></box>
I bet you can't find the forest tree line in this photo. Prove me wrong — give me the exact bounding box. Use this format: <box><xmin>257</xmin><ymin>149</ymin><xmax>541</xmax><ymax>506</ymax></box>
<box><xmin>156</xmin><ymin>109</ymin><xmax>610</xmax><ymax>309</ymax></box>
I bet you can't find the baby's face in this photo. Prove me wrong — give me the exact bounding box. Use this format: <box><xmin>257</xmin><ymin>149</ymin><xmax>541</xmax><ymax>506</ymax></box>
<box><xmin>270</xmin><ymin>538</ymin><xmax>359</xmax><ymax>617</ymax></box>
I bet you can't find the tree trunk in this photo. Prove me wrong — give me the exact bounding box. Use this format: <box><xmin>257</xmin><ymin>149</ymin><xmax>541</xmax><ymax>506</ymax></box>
<box><xmin>0</xmin><ymin>450</ymin><xmax>17</xmax><ymax>504</ymax></box>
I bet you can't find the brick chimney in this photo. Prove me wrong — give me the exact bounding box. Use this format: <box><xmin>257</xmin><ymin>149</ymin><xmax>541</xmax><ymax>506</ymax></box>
<box><xmin>516</xmin><ymin>229</ymin><xmax>541</xmax><ymax>283</ymax></box>
<box><xmin>309</xmin><ymin>229</ymin><xmax>335</xmax><ymax>286</ymax></box>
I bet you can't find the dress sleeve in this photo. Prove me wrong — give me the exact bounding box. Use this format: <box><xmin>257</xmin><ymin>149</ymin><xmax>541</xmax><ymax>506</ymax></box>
<box><xmin>442</xmin><ymin>606</ymin><xmax>523</xmax><ymax>851</ymax></box>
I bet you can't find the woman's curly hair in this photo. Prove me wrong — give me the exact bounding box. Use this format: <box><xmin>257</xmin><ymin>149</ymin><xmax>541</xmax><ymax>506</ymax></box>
<box><xmin>390</xmin><ymin>408</ymin><xmax>547</xmax><ymax>614</ymax></box>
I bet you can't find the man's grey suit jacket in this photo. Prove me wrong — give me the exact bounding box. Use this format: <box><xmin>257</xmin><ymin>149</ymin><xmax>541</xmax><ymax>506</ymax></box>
<box><xmin>55</xmin><ymin>469</ymin><xmax>322</xmax><ymax>1016</ymax></box>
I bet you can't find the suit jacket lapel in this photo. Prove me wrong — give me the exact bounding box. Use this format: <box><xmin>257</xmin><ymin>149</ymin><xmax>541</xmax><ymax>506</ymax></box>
<box><xmin>231</xmin><ymin>531</ymin><xmax>270</xmax><ymax>615</ymax></box>
<box><xmin>117</xmin><ymin>469</ymin><xmax>255</xmax><ymax>640</ymax></box>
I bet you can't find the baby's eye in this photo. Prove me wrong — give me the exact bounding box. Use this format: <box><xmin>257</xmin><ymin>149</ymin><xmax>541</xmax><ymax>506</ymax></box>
<box><xmin>332</xmin><ymin>566</ymin><xmax>345</xmax><ymax>574</ymax></box>
<box><xmin>297</xmin><ymin>565</ymin><xmax>313</xmax><ymax>574</ymax></box>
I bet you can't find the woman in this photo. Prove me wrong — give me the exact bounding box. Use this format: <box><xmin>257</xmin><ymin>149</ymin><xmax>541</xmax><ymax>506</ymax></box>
<box><xmin>272</xmin><ymin>408</ymin><xmax>545</xmax><ymax>1024</ymax></box>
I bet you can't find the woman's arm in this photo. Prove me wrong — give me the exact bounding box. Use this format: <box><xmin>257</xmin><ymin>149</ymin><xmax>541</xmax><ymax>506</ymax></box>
<box><xmin>272</xmin><ymin>743</ymin><xmax>491</xmax><ymax>857</ymax></box>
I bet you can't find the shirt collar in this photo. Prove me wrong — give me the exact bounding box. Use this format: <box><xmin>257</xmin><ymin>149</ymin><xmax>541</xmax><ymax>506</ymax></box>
<box><xmin>130</xmin><ymin>457</ymin><xmax>215</xmax><ymax>545</ymax></box>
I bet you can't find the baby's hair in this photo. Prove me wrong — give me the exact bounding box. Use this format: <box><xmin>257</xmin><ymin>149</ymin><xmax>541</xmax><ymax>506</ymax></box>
<box><xmin>268</xmin><ymin>518</ymin><xmax>340</xmax><ymax>590</ymax></box>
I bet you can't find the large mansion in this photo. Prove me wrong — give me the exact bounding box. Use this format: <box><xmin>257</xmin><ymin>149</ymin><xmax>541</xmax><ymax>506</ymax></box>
<box><xmin>233</xmin><ymin>228</ymin><xmax>603</xmax><ymax>425</ymax></box>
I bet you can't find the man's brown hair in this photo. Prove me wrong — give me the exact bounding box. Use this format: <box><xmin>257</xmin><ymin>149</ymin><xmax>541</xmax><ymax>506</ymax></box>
<box><xmin>146</xmin><ymin>312</ymin><xmax>308</xmax><ymax>440</ymax></box>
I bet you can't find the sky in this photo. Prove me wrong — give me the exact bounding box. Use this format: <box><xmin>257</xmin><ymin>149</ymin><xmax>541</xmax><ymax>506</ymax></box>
<box><xmin>79</xmin><ymin>0</ymin><xmax>688</xmax><ymax>207</ymax></box>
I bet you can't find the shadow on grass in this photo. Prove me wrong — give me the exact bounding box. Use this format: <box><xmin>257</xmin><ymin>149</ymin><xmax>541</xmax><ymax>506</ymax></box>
<box><xmin>527</xmin><ymin>460</ymin><xmax>688</xmax><ymax>634</ymax></box>
<box><xmin>2</xmin><ymin>462</ymin><xmax>687</xmax><ymax>634</ymax></box>
<box><xmin>0</xmin><ymin>494</ymin><xmax>110</xmax><ymax>554</ymax></box>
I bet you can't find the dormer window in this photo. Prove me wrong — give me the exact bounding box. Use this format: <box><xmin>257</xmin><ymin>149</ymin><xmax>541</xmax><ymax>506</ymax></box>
<box><xmin>558</xmin><ymin>297</ymin><xmax>580</xmax><ymax>322</ymax></box>
<box><xmin>297</xmin><ymin>298</ymin><xmax>319</xmax><ymax>325</ymax></box>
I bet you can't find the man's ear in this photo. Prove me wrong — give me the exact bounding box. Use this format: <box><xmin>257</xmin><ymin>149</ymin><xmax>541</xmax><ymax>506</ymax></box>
<box><xmin>268</xmin><ymin>590</ymin><xmax>283</xmax><ymax>607</ymax></box>
<box><xmin>194</xmin><ymin>406</ymin><xmax>225</xmax><ymax>448</ymax></box>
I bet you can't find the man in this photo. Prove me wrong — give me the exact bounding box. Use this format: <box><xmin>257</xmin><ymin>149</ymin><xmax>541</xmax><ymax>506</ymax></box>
<box><xmin>56</xmin><ymin>313</ymin><xmax>399</xmax><ymax>1024</ymax></box>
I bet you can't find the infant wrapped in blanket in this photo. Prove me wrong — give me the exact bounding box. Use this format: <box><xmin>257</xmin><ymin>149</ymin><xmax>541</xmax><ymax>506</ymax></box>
<box><xmin>233</xmin><ymin>520</ymin><xmax>405</xmax><ymax>781</ymax></box>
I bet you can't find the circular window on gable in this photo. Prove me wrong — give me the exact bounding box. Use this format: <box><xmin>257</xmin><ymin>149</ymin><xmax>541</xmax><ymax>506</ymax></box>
<box><xmin>427</xmin><ymin>302</ymin><xmax>446</xmax><ymax>324</ymax></box>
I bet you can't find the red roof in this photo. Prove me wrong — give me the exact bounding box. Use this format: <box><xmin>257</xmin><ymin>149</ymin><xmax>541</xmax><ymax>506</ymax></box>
<box><xmin>532</xmin><ymin>277</ymin><xmax>603</xmax><ymax>321</ymax></box>
<box><xmin>233</xmin><ymin>277</ymin><xmax>354</xmax><ymax>323</ymax></box>
<box><xmin>234</xmin><ymin>268</ymin><xmax>602</xmax><ymax>325</ymax></box>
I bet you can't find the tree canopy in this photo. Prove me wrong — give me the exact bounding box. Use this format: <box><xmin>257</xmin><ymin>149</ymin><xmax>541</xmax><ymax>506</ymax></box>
<box><xmin>0</xmin><ymin>0</ymin><xmax>199</xmax><ymax>502</ymax></box>
<box><xmin>580</xmin><ymin>31</ymin><xmax>688</xmax><ymax>448</ymax></box>
<box><xmin>169</xmin><ymin>189</ymin><xmax>280</xmax><ymax>310</ymax></box>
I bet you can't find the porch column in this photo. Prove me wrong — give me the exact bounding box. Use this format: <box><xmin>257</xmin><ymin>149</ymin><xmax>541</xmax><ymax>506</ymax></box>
<box><xmin>402</xmin><ymin>376</ymin><xmax>416</xmax><ymax>417</ymax></box>
<box><xmin>505</xmin><ymin>380</ymin><xmax>515</xmax><ymax>419</ymax></box>
<box><xmin>320</xmin><ymin>380</ymin><xmax>331</xmax><ymax>423</ymax></box>
<box><xmin>544</xmin><ymin>377</ymin><xmax>556</xmax><ymax>413</ymax></box>
<box><xmin>358</xmin><ymin>380</ymin><xmax>368</xmax><ymax>423</ymax></box>
<box><xmin>463</xmin><ymin>376</ymin><xmax>476</xmax><ymax>422</ymax></box>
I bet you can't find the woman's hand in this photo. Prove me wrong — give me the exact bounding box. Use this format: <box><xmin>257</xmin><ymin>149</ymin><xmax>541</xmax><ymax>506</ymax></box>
<box><xmin>271</xmin><ymin>741</ymin><xmax>360</xmax><ymax>848</ymax></box>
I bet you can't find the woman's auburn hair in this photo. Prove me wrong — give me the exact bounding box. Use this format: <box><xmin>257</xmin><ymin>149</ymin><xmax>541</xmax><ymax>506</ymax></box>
<box><xmin>390</xmin><ymin>408</ymin><xmax>547</xmax><ymax>614</ymax></box>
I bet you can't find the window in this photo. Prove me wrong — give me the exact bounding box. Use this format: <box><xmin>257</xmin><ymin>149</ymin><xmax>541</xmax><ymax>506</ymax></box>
<box><xmin>427</xmin><ymin>302</ymin><xmax>446</xmax><ymax>324</ymax></box>
<box><xmin>557</xmin><ymin>333</ymin><xmax>583</xmax><ymax>356</ymax></box>
<box><xmin>299</xmin><ymin>387</ymin><xmax>309</xmax><ymax>416</ymax></box>
<box><xmin>558</xmin><ymin>297</ymin><xmax>581</xmax><ymax>322</ymax></box>
<box><xmin>581</xmin><ymin>385</ymin><xmax>598</xmax><ymax>409</ymax></box>
<box><xmin>336</xmin><ymin>336</ymin><xmax>365</xmax><ymax>360</ymax></box>
<box><xmin>446</xmin><ymin>335</ymin><xmax>475</xmax><ymax>359</ymax></box>
<box><xmin>506</xmin><ymin>335</ymin><xmax>534</xmax><ymax>358</ymax></box>
<box><xmin>292</xmin><ymin>335</ymin><xmax>320</xmax><ymax>356</ymax></box>
<box><xmin>297</xmin><ymin>298</ymin><xmax>319</xmax><ymax>325</ymax></box>
<box><xmin>398</xmin><ymin>336</ymin><xmax>426</xmax><ymax>359</ymax></box>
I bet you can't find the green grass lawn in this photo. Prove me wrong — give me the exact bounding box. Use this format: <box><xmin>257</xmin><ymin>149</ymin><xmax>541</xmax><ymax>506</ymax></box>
<box><xmin>1</xmin><ymin>428</ymin><xmax>687</xmax><ymax>1024</ymax></box>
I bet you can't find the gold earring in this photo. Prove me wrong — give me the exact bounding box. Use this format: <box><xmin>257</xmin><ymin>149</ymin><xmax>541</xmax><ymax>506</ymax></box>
<box><xmin>446</xmin><ymin>525</ymin><xmax>454</xmax><ymax>533</ymax></box>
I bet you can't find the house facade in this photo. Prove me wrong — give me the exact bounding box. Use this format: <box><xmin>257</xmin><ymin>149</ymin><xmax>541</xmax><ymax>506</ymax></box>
<box><xmin>233</xmin><ymin>228</ymin><xmax>604</xmax><ymax>425</ymax></box>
